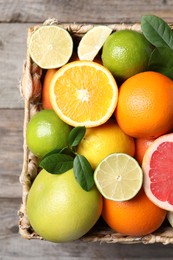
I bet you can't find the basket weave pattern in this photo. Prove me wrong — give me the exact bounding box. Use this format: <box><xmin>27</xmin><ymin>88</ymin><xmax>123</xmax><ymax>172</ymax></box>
<box><xmin>18</xmin><ymin>19</ymin><xmax>173</xmax><ymax>244</ymax></box>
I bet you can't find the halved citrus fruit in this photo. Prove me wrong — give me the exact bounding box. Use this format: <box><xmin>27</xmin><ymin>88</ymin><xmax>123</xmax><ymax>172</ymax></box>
<box><xmin>78</xmin><ymin>26</ymin><xmax>112</xmax><ymax>61</ymax></box>
<box><xmin>94</xmin><ymin>153</ymin><xmax>143</xmax><ymax>201</ymax></box>
<box><xmin>50</xmin><ymin>60</ymin><xmax>118</xmax><ymax>127</ymax></box>
<box><xmin>29</xmin><ymin>25</ymin><xmax>73</xmax><ymax>69</ymax></box>
<box><xmin>142</xmin><ymin>133</ymin><xmax>173</xmax><ymax>211</ymax></box>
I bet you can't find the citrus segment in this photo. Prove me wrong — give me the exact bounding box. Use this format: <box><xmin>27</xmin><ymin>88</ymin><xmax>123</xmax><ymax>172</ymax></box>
<box><xmin>50</xmin><ymin>60</ymin><xmax>118</xmax><ymax>127</ymax></box>
<box><xmin>94</xmin><ymin>153</ymin><xmax>143</xmax><ymax>201</ymax></box>
<box><xmin>78</xmin><ymin>26</ymin><xmax>112</xmax><ymax>61</ymax></box>
<box><xmin>142</xmin><ymin>133</ymin><xmax>173</xmax><ymax>211</ymax></box>
<box><xmin>29</xmin><ymin>25</ymin><xmax>73</xmax><ymax>69</ymax></box>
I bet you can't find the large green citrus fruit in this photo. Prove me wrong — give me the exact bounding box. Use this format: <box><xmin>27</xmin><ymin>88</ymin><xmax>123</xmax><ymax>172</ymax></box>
<box><xmin>26</xmin><ymin>168</ymin><xmax>103</xmax><ymax>243</ymax></box>
<box><xmin>26</xmin><ymin>109</ymin><xmax>71</xmax><ymax>158</ymax></box>
<box><xmin>101</xmin><ymin>29</ymin><xmax>153</xmax><ymax>82</ymax></box>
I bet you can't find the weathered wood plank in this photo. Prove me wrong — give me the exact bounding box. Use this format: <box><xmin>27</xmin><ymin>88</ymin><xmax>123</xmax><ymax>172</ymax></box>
<box><xmin>0</xmin><ymin>109</ymin><xmax>23</xmax><ymax>198</ymax></box>
<box><xmin>1</xmin><ymin>0</ymin><xmax>173</xmax><ymax>23</ymax></box>
<box><xmin>1</xmin><ymin>198</ymin><xmax>173</xmax><ymax>260</ymax></box>
<box><xmin>0</xmin><ymin>23</ymin><xmax>33</xmax><ymax>109</ymax></box>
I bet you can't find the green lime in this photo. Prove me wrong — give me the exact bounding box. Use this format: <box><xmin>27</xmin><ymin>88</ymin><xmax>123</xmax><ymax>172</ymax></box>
<box><xmin>26</xmin><ymin>109</ymin><xmax>72</xmax><ymax>158</ymax></box>
<box><xmin>26</xmin><ymin>168</ymin><xmax>103</xmax><ymax>242</ymax></box>
<box><xmin>94</xmin><ymin>153</ymin><xmax>143</xmax><ymax>201</ymax></box>
<box><xmin>101</xmin><ymin>29</ymin><xmax>153</xmax><ymax>82</ymax></box>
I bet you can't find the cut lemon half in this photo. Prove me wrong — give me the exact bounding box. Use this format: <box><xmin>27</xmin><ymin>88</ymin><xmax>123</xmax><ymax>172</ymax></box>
<box><xmin>50</xmin><ymin>60</ymin><xmax>118</xmax><ymax>127</ymax></box>
<box><xmin>29</xmin><ymin>25</ymin><xmax>73</xmax><ymax>69</ymax></box>
<box><xmin>78</xmin><ymin>26</ymin><xmax>112</xmax><ymax>61</ymax></box>
<box><xmin>94</xmin><ymin>153</ymin><xmax>143</xmax><ymax>201</ymax></box>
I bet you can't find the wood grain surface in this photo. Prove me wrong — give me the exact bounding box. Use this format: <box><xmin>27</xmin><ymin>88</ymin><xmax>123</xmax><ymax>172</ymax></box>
<box><xmin>1</xmin><ymin>0</ymin><xmax>173</xmax><ymax>259</ymax></box>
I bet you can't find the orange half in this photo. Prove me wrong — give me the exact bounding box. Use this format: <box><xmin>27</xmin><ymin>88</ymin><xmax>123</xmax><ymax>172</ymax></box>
<box><xmin>50</xmin><ymin>61</ymin><xmax>118</xmax><ymax>127</ymax></box>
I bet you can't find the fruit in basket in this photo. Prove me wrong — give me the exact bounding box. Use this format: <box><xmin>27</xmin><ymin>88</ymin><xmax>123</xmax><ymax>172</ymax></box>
<box><xmin>26</xmin><ymin>110</ymin><xmax>71</xmax><ymax>158</ymax></box>
<box><xmin>41</xmin><ymin>57</ymin><xmax>102</xmax><ymax>110</ymax></box>
<box><xmin>135</xmin><ymin>138</ymin><xmax>155</xmax><ymax>165</ymax></box>
<box><xmin>49</xmin><ymin>60</ymin><xmax>118</xmax><ymax>127</ymax></box>
<box><xmin>142</xmin><ymin>133</ymin><xmax>173</xmax><ymax>211</ymax></box>
<box><xmin>77</xmin><ymin>25</ymin><xmax>112</xmax><ymax>61</ymax></box>
<box><xmin>101</xmin><ymin>29</ymin><xmax>153</xmax><ymax>82</ymax></box>
<box><xmin>29</xmin><ymin>25</ymin><xmax>73</xmax><ymax>69</ymax></box>
<box><xmin>77</xmin><ymin>121</ymin><xmax>135</xmax><ymax>169</ymax></box>
<box><xmin>167</xmin><ymin>211</ymin><xmax>173</xmax><ymax>227</ymax></box>
<box><xmin>115</xmin><ymin>71</ymin><xmax>173</xmax><ymax>138</ymax></box>
<box><xmin>42</xmin><ymin>69</ymin><xmax>57</xmax><ymax>109</ymax></box>
<box><xmin>102</xmin><ymin>188</ymin><xmax>166</xmax><ymax>236</ymax></box>
<box><xmin>94</xmin><ymin>153</ymin><xmax>143</xmax><ymax>201</ymax></box>
<box><xmin>26</xmin><ymin>168</ymin><xmax>103</xmax><ymax>243</ymax></box>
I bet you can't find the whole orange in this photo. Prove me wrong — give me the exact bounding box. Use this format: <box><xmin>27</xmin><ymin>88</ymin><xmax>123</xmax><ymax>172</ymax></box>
<box><xmin>42</xmin><ymin>69</ymin><xmax>57</xmax><ymax>109</ymax></box>
<box><xmin>135</xmin><ymin>138</ymin><xmax>154</xmax><ymax>165</ymax></box>
<box><xmin>102</xmin><ymin>189</ymin><xmax>166</xmax><ymax>236</ymax></box>
<box><xmin>115</xmin><ymin>71</ymin><xmax>173</xmax><ymax>138</ymax></box>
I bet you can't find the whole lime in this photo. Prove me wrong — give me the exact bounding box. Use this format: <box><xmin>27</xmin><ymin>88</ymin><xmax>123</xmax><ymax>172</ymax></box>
<box><xmin>101</xmin><ymin>29</ymin><xmax>153</xmax><ymax>82</ymax></box>
<box><xmin>26</xmin><ymin>109</ymin><xmax>71</xmax><ymax>158</ymax></box>
<box><xmin>26</xmin><ymin>168</ymin><xmax>103</xmax><ymax>243</ymax></box>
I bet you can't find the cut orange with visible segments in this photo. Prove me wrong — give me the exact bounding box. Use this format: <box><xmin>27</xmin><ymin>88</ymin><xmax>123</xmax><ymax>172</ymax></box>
<box><xmin>50</xmin><ymin>61</ymin><xmax>118</xmax><ymax>127</ymax></box>
<box><xmin>142</xmin><ymin>133</ymin><xmax>173</xmax><ymax>211</ymax></box>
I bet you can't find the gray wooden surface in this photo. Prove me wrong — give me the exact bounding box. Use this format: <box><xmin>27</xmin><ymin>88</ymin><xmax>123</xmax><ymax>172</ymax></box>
<box><xmin>1</xmin><ymin>0</ymin><xmax>173</xmax><ymax>259</ymax></box>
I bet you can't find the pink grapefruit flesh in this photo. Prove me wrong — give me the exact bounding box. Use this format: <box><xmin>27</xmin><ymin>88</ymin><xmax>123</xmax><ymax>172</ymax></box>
<box><xmin>142</xmin><ymin>133</ymin><xmax>173</xmax><ymax>211</ymax></box>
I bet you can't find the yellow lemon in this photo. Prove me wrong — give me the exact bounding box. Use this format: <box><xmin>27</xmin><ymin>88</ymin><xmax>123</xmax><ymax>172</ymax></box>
<box><xmin>77</xmin><ymin>121</ymin><xmax>135</xmax><ymax>169</ymax></box>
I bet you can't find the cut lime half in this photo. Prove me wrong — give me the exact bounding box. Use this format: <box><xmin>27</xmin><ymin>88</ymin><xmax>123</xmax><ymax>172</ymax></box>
<box><xmin>94</xmin><ymin>153</ymin><xmax>143</xmax><ymax>201</ymax></box>
<box><xmin>29</xmin><ymin>25</ymin><xmax>73</xmax><ymax>69</ymax></box>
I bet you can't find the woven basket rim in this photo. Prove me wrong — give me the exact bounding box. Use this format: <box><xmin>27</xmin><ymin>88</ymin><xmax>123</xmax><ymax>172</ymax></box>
<box><xmin>18</xmin><ymin>19</ymin><xmax>173</xmax><ymax>244</ymax></box>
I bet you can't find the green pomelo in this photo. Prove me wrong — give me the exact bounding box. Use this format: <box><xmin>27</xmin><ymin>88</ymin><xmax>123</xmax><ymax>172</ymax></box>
<box><xmin>26</xmin><ymin>168</ymin><xmax>103</xmax><ymax>243</ymax></box>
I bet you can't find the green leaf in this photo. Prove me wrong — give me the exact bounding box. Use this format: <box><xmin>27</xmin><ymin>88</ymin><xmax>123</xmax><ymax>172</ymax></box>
<box><xmin>40</xmin><ymin>148</ymin><xmax>67</xmax><ymax>162</ymax></box>
<box><xmin>141</xmin><ymin>15</ymin><xmax>173</xmax><ymax>49</ymax></box>
<box><xmin>68</xmin><ymin>126</ymin><xmax>86</xmax><ymax>148</ymax></box>
<box><xmin>148</xmin><ymin>47</ymin><xmax>173</xmax><ymax>79</ymax></box>
<box><xmin>73</xmin><ymin>154</ymin><xmax>94</xmax><ymax>191</ymax></box>
<box><xmin>39</xmin><ymin>153</ymin><xmax>73</xmax><ymax>174</ymax></box>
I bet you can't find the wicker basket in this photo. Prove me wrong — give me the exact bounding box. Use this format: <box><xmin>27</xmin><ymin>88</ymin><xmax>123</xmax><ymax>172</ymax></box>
<box><xmin>18</xmin><ymin>19</ymin><xmax>173</xmax><ymax>245</ymax></box>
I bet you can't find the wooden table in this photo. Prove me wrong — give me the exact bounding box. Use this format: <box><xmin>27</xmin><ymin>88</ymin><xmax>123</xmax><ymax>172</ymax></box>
<box><xmin>1</xmin><ymin>1</ymin><xmax>173</xmax><ymax>258</ymax></box>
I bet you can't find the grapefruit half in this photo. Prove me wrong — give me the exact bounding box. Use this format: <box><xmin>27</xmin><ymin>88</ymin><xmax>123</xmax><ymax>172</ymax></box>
<box><xmin>142</xmin><ymin>133</ymin><xmax>173</xmax><ymax>211</ymax></box>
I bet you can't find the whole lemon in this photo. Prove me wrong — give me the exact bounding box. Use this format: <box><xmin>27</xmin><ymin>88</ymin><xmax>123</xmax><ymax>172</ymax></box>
<box><xmin>101</xmin><ymin>29</ymin><xmax>153</xmax><ymax>82</ymax></box>
<box><xmin>26</xmin><ymin>169</ymin><xmax>103</xmax><ymax>243</ymax></box>
<box><xmin>77</xmin><ymin>121</ymin><xmax>135</xmax><ymax>169</ymax></box>
<box><xmin>26</xmin><ymin>109</ymin><xmax>72</xmax><ymax>158</ymax></box>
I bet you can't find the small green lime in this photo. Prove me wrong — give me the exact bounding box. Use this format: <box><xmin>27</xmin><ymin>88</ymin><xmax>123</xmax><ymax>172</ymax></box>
<box><xmin>26</xmin><ymin>109</ymin><xmax>72</xmax><ymax>158</ymax></box>
<box><xmin>26</xmin><ymin>168</ymin><xmax>103</xmax><ymax>242</ymax></box>
<box><xmin>101</xmin><ymin>29</ymin><xmax>153</xmax><ymax>82</ymax></box>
